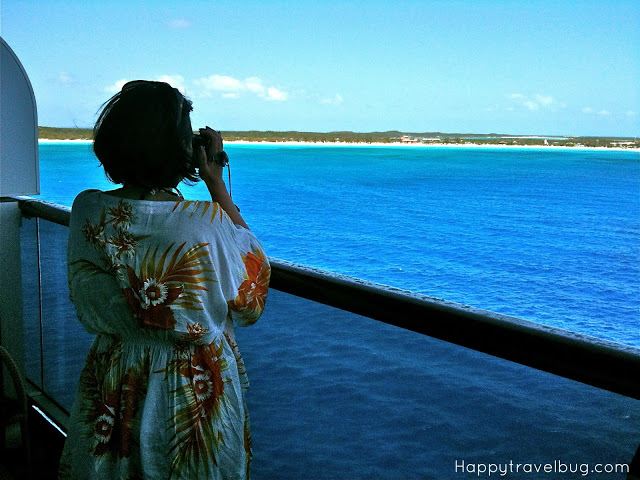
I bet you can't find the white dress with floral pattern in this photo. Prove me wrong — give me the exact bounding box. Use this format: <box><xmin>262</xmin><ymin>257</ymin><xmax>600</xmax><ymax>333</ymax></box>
<box><xmin>59</xmin><ymin>190</ymin><xmax>270</xmax><ymax>480</ymax></box>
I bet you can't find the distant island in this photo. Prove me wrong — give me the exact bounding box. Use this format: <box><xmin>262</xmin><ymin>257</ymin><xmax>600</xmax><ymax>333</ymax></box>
<box><xmin>38</xmin><ymin>127</ymin><xmax>639</xmax><ymax>149</ymax></box>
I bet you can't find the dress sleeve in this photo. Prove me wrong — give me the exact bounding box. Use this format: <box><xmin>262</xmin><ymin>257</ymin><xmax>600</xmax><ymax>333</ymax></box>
<box><xmin>218</xmin><ymin>215</ymin><xmax>271</xmax><ymax>327</ymax></box>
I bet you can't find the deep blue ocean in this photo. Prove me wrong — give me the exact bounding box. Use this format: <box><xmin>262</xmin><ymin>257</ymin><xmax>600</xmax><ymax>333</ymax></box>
<box><xmin>37</xmin><ymin>142</ymin><xmax>640</xmax><ymax>347</ymax></box>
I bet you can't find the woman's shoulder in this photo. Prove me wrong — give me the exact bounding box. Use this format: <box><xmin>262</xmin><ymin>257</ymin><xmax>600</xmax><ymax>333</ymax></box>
<box><xmin>71</xmin><ymin>189</ymin><xmax>102</xmax><ymax>208</ymax></box>
<box><xmin>75</xmin><ymin>188</ymin><xmax>102</xmax><ymax>198</ymax></box>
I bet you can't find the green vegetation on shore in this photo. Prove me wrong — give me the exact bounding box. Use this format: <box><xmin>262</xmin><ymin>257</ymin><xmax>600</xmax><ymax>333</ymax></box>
<box><xmin>38</xmin><ymin>126</ymin><xmax>639</xmax><ymax>149</ymax></box>
<box><xmin>39</xmin><ymin>126</ymin><xmax>93</xmax><ymax>140</ymax></box>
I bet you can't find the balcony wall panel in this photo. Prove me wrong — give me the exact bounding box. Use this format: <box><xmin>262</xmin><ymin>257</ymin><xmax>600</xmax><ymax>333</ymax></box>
<box><xmin>20</xmin><ymin>216</ymin><xmax>43</xmax><ymax>388</ymax></box>
<box><xmin>25</xmin><ymin>218</ymin><xmax>93</xmax><ymax>408</ymax></box>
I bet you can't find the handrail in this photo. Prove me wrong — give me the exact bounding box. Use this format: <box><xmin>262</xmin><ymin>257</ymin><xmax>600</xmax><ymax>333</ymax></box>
<box><xmin>15</xmin><ymin>196</ymin><xmax>70</xmax><ymax>226</ymax></box>
<box><xmin>13</xmin><ymin>196</ymin><xmax>640</xmax><ymax>400</ymax></box>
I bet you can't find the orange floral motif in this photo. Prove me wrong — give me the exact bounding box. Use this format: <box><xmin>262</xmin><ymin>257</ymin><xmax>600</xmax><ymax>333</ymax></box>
<box><xmin>184</xmin><ymin>322</ymin><xmax>209</xmax><ymax>343</ymax></box>
<box><xmin>93</xmin><ymin>366</ymin><xmax>145</xmax><ymax>458</ymax></box>
<box><xmin>82</xmin><ymin>211</ymin><xmax>107</xmax><ymax>249</ymax></box>
<box><xmin>93</xmin><ymin>402</ymin><xmax>116</xmax><ymax>455</ymax></box>
<box><xmin>188</xmin><ymin>345</ymin><xmax>225</xmax><ymax>413</ymax></box>
<box><xmin>109</xmin><ymin>227</ymin><xmax>142</xmax><ymax>259</ymax></box>
<box><xmin>123</xmin><ymin>266</ymin><xmax>183</xmax><ymax>330</ymax></box>
<box><xmin>161</xmin><ymin>342</ymin><xmax>229</xmax><ymax>476</ymax></box>
<box><xmin>108</xmin><ymin>200</ymin><xmax>136</xmax><ymax>228</ymax></box>
<box><xmin>172</xmin><ymin>200</ymin><xmax>223</xmax><ymax>224</ymax></box>
<box><xmin>228</xmin><ymin>250</ymin><xmax>270</xmax><ymax>325</ymax></box>
<box><xmin>75</xmin><ymin>201</ymin><xmax>149</xmax><ymax>278</ymax></box>
<box><xmin>122</xmin><ymin>242</ymin><xmax>214</xmax><ymax>331</ymax></box>
<box><xmin>225</xmin><ymin>332</ymin><xmax>249</xmax><ymax>390</ymax></box>
<box><xmin>78</xmin><ymin>344</ymin><xmax>149</xmax><ymax>460</ymax></box>
<box><xmin>243</xmin><ymin>402</ymin><xmax>252</xmax><ymax>476</ymax></box>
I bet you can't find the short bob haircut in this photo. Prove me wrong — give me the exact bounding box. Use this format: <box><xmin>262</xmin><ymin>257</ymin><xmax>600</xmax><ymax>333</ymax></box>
<box><xmin>93</xmin><ymin>80</ymin><xmax>199</xmax><ymax>188</ymax></box>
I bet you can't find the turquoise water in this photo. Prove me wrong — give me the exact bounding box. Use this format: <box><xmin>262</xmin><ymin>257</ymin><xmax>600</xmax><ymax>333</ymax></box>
<box><xmin>37</xmin><ymin>142</ymin><xmax>640</xmax><ymax>347</ymax></box>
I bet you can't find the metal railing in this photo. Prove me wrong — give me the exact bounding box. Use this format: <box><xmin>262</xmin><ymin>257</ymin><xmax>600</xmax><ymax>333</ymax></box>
<box><xmin>15</xmin><ymin>196</ymin><xmax>640</xmax><ymax>400</ymax></box>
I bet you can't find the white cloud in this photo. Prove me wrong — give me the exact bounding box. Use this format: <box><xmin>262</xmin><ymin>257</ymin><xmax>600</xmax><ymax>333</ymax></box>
<box><xmin>104</xmin><ymin>78</ymin><xmax>128</xmax><ymax>93</ymax></box>
<box><xmin>103</xmin><ymin>76</ymin><xmax>186</xmax><ymax>95</ymax></box>
<box><xmin>195</xmin><ymin>75</ymin><xmax>243</xmax><ymax>92</ymax></box>
<box><xmin>155</xmin><ymin>75</ymin><xmax>186</xmax><ymax>93</ymax></box>
<box><xmin>245</xmin><ymin>77</ymin><xmax>266</xmax><ymax>95</ymax></box>
<box><xmin>320</xmin><ymin>94</ymin><xmax>344</xmax><ymax>105</ymax></box>
<box><xmin>194</xmin><ymin>74</ymin><xmax>288</xmax><ymax>101</ymax></box>
<box><xmin>166</xmin><ymin>19</ymin><xmax>191</xmax><ymax>29</ymax></box>
<box><xmin>266</xmin><ymin>87</ymin><xmax>288</xmax><ymax>101</ymax></box>
<box><xmin>535</xmin><ymin>94</ymin><xmax>554</xmax><ymax>106</ymax></box>
<box><xmin>104</xmin><ymin>74</ymin><xmax>289</xmax><ymax>102</ymax></box>
<box><xmin>507</xmin><ymin>93</ymin><xmax>561</xmax><ymax>112</ymax></box>
<box><xmin>57</xmin><ymin>72</ymin><xmax>73</xmax><ymax>85</ymax></box>
<box><xmin>584</xmin><ymin>108</ymin><xmax>633</xmax><ymax>117</ymax></box>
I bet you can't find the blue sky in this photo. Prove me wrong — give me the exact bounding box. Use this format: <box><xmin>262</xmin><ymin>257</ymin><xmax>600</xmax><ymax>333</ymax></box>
<box><xmin>2</xmin><ymin>0</ymin><xmax>639</xmax><ymax>136</ymax></box>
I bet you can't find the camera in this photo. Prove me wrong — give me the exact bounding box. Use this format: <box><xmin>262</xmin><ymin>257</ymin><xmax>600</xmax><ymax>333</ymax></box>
<box><xmin>192</xmin><ymin>132</ymin><xmax>229</xmax><ymax>167</ymax></box>
<box><xmin>192</xmin><ymin>132</ymin><xmax>209</xmax><ymax>151</ymax></box>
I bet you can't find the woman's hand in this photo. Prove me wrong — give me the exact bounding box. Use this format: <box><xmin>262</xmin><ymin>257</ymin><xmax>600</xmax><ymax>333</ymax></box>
<box><xmin>196</xmin><ymin>126</ymin><xmax>250</xmax><ymax>229</ymax></box>
<box><xmin>197</xmin><ymin>126</ymin><xmax>225</xmax><ymax>186</ymax></box>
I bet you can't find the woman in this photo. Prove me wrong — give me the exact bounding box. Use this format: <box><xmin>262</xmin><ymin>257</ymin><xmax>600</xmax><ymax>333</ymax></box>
<box><xmin>59</xmin><ymin>80</ymin><xmax>270</xmax><ymax>479</ymax></box>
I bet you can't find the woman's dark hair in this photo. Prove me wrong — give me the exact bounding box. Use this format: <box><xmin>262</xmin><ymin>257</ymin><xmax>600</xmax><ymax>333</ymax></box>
<box><xmin>93</xmin><ymin>80</ymin><xmax>199</xmax><ymax>188</ymax></box>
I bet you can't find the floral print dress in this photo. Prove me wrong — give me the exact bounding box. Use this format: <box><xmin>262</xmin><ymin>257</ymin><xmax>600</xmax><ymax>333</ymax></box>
<box><xmin>59</xmin><ymin>190</ymin><xmax>270</xmax><ymax>480</ymax></box>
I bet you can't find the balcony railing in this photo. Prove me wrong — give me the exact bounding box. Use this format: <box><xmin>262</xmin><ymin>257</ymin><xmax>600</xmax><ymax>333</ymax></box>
<box><xmin>16</xmin><ymin>196</ymin><xmax>640</xmax><ymax>400</ymax></box>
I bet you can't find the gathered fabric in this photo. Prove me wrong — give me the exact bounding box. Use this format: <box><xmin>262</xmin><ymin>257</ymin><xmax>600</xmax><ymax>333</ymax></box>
<box><xmin>59</xmin><ymin>190</ymin><xmax>270</xmax><ymax>480</ymax></box>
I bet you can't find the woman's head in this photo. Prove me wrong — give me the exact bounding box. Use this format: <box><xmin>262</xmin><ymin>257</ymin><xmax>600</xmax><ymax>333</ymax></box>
<box><xmin>93</xmin><ymin>80</ymin><xmax>198</xmax><ymax>188</ymax></box>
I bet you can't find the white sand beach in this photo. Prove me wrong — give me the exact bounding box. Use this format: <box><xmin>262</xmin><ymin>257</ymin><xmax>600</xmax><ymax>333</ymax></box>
<box><xmin>38</xmin><ymin>139</ymin><xmax>92</xmax><ymax>143</ymax></box>
<box><xmin>224</xmin><ymin>140</ymin><xmax>640</xmax><ymax>152</ymax></box>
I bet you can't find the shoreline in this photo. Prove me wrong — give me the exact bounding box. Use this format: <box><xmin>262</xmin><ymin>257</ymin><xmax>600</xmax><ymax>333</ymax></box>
<box><xmin>37</xmin><ymin>138</ymin><xmax>639</xmax><ymax>152</ymax></box>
